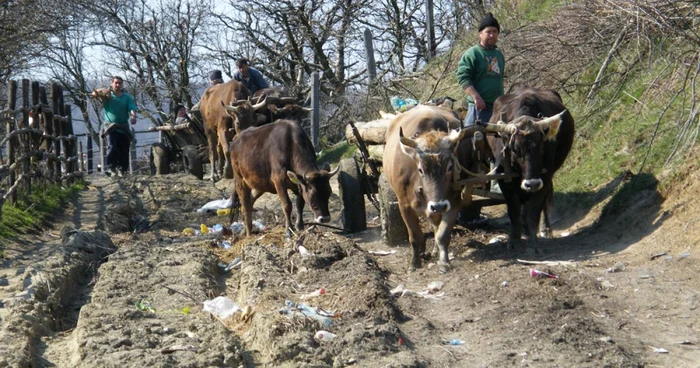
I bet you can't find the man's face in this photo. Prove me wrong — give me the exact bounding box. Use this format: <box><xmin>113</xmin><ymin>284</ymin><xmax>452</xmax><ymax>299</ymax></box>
<box><xmin>237</xmin><ymin>64</ymin><xmax>249</xmax><ymax>77</ymax></box>
<box><xmin>177</xmin><ymin>108</ymin><xmax>186</xmax><ymax>117</ymax></box>
<box><xmin>479</xmin><ymin>27</ymin><xmax>499</xmax><ymax>48</ymax></box>
<box><xmin>111</xmin><ymin>78</ymin><xmax>124</xmax><ymax>91</ymax></box>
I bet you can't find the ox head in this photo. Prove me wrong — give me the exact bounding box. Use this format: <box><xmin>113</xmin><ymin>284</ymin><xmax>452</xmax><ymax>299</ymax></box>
<box><xmin>221</xmin><ymin>97</ymin><xmax>268</xmax><ymax>134</ymax></box>
<box><xmin>287</xmin><ymin>162</ymin><xmax>339</xmax><ymax>223</ymax></box>
<box><xmin>399</xmin><ymin>127</ymin><xmax>467</xmax><ymax>215</ymax></box>
<box><xmin>487</xmin><ymin>111</ymin><xmax>565</xmax><ymax>192</ymax></box>
<box><xmin>268</xmin><ymin>104</ymin><xmax>312</xmax><ymax>121</ymax></box>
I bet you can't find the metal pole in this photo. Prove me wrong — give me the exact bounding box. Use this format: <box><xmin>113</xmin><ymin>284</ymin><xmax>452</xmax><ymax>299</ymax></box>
<box><xmin>310</xmin><ymin>72</ymin><xmax>320</xmax><ymax>153</ymax></box>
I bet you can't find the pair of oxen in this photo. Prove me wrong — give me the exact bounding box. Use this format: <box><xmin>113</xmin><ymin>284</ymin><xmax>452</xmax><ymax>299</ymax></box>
<box><xmin>216</xmin><ymin>83</ymin><xmax>574</xmax><ymax>275</ymax></box>
<box><xmin>384</xmin><ymin>85</ymin><xmax>575</xmax><ymax>274</ymax></box>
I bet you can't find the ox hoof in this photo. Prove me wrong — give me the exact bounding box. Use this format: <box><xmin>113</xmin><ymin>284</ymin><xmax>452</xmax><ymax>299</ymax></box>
<box><xmin>538</xmin><ymin>230</ymin><xmax>553</xmax><ymax>239</ymax></box>
<box><xmin>438</xmin><ymin>263</ymin><xmax>452</xmax><ymax>274</ymax></box>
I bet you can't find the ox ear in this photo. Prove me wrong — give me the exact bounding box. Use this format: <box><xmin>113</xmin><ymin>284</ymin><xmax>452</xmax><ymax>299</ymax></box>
<box><xmin>268</xmin><ymin>104</ymin><xmax>279</xmax><ymax>113</ymax></box>
<box><xmin>287</xmin><ymin>170</ymin><xmax>304</xmax><ymax>185</ymax></box>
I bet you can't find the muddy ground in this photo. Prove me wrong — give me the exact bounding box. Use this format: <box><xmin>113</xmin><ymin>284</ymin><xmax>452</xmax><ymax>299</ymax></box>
<box><xmin>0</xmin><ymin>169</ymin><xmax>698</xmax><ymax>367</ymax></box>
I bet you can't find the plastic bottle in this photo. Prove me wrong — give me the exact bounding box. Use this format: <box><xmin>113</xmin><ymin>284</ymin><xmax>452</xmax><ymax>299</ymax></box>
<box><xmin>300</xmin><ymin>288</ymin><xmax>326</xmax><ymax>300</ymax></box>
<box><xmin>217</xmin><ymin>208</ymin><xmax>231</xmax><ymax>216</ymax></box>
<box><xmin>529</xmin><ymin>268</ymin><xmax>558</xmax><ymax>279</ymax></box>
<box><xmin>182</xmin><ymin>228</ymin><xmax>195</xmax><ymax>236</ymax></box>
<box><xmin>211</xmin><ymin>224</ymin><xmax>224</xmax><ymax>234</ymax></box>
<box><xmin>442</xmin><ymin>339</ymin><xmax>465</xmax><ymax>346</ymax></box>
<box><xmin>200</xmin><ymin>224</ymin><xmax>209</xmax><ymax>234</ymax></box>
<box><xmin>252</xmin><ymin>220</ymin><xmax>265</xmax><ymax>233</ymax></box>
<box><xmin>314</xmin><ymin>330</ymin><xmax>337</xmax><ymax>342</ymax></box>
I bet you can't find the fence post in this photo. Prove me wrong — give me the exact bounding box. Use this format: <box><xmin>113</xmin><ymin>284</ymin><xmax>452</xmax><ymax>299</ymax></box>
<box><xmin>87</xmin><ymin>135</ymin><xmax>93</xmax><ymax>174</ymax></box>
<box><xmin>39</xmin><ymin>86</ymin><xmax>53</xmax><ymax>179</ymax></box>
<box><xmin>51</xmin><ymin>83</ymin><xmax>62</xmax><ymax>182</ymax></box>
<box><xmin>64</xmin><ymin>103</ymin><xmax>75</xmax><ymax>183</ymax></box>
<box><xmin>6</xmin><ymin>121</ymin><xmax>16</xmax><ymax>205</ymax></box>
<box><xmin>21</xmin><ymin>79</ymin><xmax>30</xmax><ymax>192</ymax></box>
<box><xmin>310</xmin><ymin>72</ymin><xmax>320</xmax><ymax>153</ymax></box>
<box><xmin>7</xmin><ymin>81</ymin><xmax>17</xmax><ymax>204</ymax></box>
<box><xmin>99</xmin><ymin>133</ymin><xmax>105</xmax><ymax>174</ymax></box>
<box><xmin>426</xmin><ymin>0</ymin><xmax>436</xmax><ymax>60</ymax></box>
<box><xmin>363</xmin><ymin>29</ymin><xmax>377</xmax><ymax>85</ymax></box>
<box><xmin>78</xmin><ymin>140</ymin><xmax>85</xmax><ymax>173</ymax></box>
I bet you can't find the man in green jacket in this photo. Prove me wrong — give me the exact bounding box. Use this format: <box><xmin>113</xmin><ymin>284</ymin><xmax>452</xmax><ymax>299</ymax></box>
<box><xmin>456</xmin><ymin>12</ymin><xmax>504</xmax><ymax>127</ymax></box>
<box><xmin>94</xmin><ymin>76</ymin><xmax>138</xmax><ymax>177</ymax></box>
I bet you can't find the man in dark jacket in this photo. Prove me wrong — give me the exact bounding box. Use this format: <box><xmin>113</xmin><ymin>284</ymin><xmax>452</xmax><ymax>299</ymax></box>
<box><xmin>233</xmin><ymin>58</ymin><xmax>269</xmax><ymax>95</ymax></box>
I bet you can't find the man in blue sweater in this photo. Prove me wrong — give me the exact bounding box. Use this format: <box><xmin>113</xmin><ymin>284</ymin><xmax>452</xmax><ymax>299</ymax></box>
<box><xmin>233</xmin><ymin>58</ymin><xmax>269</xmax><ymax>95</ymax></box>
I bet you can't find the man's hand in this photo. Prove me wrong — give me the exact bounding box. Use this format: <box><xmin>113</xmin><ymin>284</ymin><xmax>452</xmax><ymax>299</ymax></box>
<box><xmin>473</xmin><ymin>95</ymin><xmax>486</xmax><ymax>111</ymax></box>
<box><xmin>130</xmin><ymin>116</ymin><xmax>137</xmax><ymax>125</ymax></box>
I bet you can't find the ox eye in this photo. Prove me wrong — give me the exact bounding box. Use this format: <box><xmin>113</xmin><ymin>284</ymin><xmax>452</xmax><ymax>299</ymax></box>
<box><xmin>418</xmin><ymin>167</ymin><xmax>424</xmax><ymax>176</ymax></box>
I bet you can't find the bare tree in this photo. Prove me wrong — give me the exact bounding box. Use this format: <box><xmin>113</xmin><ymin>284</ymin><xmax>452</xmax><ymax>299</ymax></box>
<box><xmin>80</xmin><ymin>0</ymin><xmax>215</xmax><ymax>123</ymax></box>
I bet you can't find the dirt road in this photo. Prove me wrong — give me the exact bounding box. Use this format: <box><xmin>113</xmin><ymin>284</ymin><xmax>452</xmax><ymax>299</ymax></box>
<box><xmin>0</xmin><ymin>172</ymin><xmax>697</xmax><ymax>367</ymax></box>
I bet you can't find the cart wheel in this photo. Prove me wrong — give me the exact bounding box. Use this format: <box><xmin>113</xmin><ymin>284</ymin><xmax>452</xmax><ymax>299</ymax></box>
<box><xmin>379</xmin><ymin>173</ymin><xmax>408</xmax><ymax>246</ymax></box>
<box><xmin>182</xmin><ymin>145</ymin><xmax>204</xmax><ymax>180</ymax></box>
<box><xmin>151</xmin><ymin>143</ymin><xmax>169</xmax><ymax>175</ymax></box>
<box><xmin>338</xmin><ymin>158</ymin><xmax>367</xmax><ymax>232</ymax></box>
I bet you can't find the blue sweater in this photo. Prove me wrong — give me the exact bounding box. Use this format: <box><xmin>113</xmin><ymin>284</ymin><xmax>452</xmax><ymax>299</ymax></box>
<box><xmin>233</xmin><ymin>67</ymin><xmax>269</xmax><ymax>94</ymax></box>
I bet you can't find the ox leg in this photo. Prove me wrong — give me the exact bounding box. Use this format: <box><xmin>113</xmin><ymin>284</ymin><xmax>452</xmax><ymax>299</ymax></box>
<box><xmin>538</xmin><ymin>189</ymin><xmax>554</xmax><ymax>239</ymax></box>
<box><xmin>502</xmin><ymin>188</ymin><xmax>523</xmax><ymax>250</ymax></box>
<box><xmin>434</xmin><ymin>210</ymin><xmax>459</xmax><ymax>274</ymax></box>
<box><xmin>218</xmin><ymin>132</ymin><xmax>233</xmax><ymax>179</ymax></box>
<box><xmin>275</xmin><ymin>184</ymin><xmax>295</xmax><ymax>237</ymax></box>
<box><xmin>523</xmin><ymin>191</ymin><xmax>547</xmax><ymax>250</ymax></box>
<box><xmin>398</xmin><ymin>205</ymin><xmax>425</xmax><ymax>272</ymax></box>
<box><xmin>294</xmin><ymin>194</ymin><xmax>305</xmax><ymax>231</ymax></box>
<box><xmin>236</xmin><ymin>185</ymin><xmax>254</xmax><ymax>237</ymax></box>
<box><xmin>206</xmin><ymin>129</ymin><xmax>219</xmax><ymax>182</ymax></box>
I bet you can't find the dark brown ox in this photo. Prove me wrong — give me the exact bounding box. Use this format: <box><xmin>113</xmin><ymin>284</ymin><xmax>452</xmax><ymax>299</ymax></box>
<box><xmin>198</xmin><ymin>80</ymin><xmax>256</xmax><ymax>181</ymax></box>
<box><xmin>383</xmin><ymin>105</ymin><xmax>488</xmax><ymax>274</ymax></box>
<box><xmin>253</xmin><ymin>87</ymin><xmax>310</xmax><ymax>125</ymax></box>
<box><xmin>228</xmin><ymin>119</ymin><xmax>338</xmax><ymax>237</ymax></box>
<box><xmin>486</xmin><ymin>85</ymin><xmax>575</xmax><ymax>249</ymax></box>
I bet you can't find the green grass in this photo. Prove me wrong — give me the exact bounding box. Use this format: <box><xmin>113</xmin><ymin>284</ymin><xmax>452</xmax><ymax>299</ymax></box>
<box><xmin>318</xmin><ymin>141</ymin><xmax>357</xmax><ymax>166</ymax></box>
<box><xmin>0</xmin><ymin>181</ymin><xmax>85</xmax><ymax>254</ymax></box>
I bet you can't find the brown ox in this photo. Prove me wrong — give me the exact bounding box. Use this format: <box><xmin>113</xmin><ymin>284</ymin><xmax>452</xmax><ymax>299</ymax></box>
<box><xmin>253</xmin><ymin>87</ymin><xmax>310</xmax><ymax>125</ymax></box>
<box><xmin>199</xmin><ymin>80</ymin><xmax>258</xmax><ymax>181</ymax></box>
<box><xmin>486</xmin><ymin>85</ymin><xmax>575</xmax><ymax>249</ymax></box>
<box><xmin>228</xmin><ymin>119</ymin><xmax>338</xmax><ymax>237</ymax></box>
<box><xmin>383</xmin><ymin>105</ymin><xmax>489</xmax><ymax>274</ymax></box>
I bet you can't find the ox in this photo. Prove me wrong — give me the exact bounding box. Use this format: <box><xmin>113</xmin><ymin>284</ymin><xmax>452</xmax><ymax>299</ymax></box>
<box><xmin>253</xmin><ymin>87</ymin><xmax>310</xmax><ymax>125</ymax></box>
<box><xmin>383</xmin><ymin>105</ymin><xmax>490</xmax><ymax>274</ymax></box>
<box><xmin>199</xmin><ymin>80</ymin><xmax>263</xmax><ymax>181</ymax></box>
<box><xmin>228</xmin><ymin>119</ymin><xmax>338</xmax><ymax>237</ymax></box>
<box><xmin>486</xmin><ymin>85</ymin><xmax>575</xmax><ymax>249</ymax></box>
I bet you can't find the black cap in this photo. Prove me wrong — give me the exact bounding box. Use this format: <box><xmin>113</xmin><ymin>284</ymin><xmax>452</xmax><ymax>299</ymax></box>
<box><xmin>478</xmin><ymin>12</ymin><xmax>500</xmax><ymax>33</ymax></box>
<box><xmin>174</xmin><ymin>104</ymin><xmax>185</xmax><ymax>113</ymax></box>
<box><xmin>209</xmin><ymin>70</ymin><xmax>223</xmax><ymax>81</ymax></box>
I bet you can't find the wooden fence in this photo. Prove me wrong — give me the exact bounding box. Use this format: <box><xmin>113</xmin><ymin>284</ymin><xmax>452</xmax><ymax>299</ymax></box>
<box><xmin>0</xmin><ymin>79</ymin><xmax>84</xmax><ymax>217</ymax></box>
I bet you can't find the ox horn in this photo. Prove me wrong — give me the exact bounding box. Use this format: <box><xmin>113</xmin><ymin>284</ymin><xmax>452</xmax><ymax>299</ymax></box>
<box><xmin>398</xmin><ymin>127</ymin><xmax>418</xmax><ymax>148</ymax></box>
<box><xmin>300</xmin><ymin>106</ymin><xmax>313</xmax><ymax>112</ymax></box>
<box><xmin>534</xmin><ymin>110</ymin><xmax>566</xmax><ymax>140</ymax></box>
<box><xmin>221</xmin><ymin>100</ymin><xmax>240</xmax><ymax>113</ymax></box>
<box><xmin>484</xmin><ymin>122</ymin><xmax>517</xmax><ymax>135</ymax></box>
<box><xmin>252</xmin><ymin>96</ymin><xmax>267</xmax><ymax>111</ymax></box>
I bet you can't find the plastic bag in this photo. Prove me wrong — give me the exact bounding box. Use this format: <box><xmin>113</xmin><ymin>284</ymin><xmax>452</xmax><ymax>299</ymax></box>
<box><xmin>196</xmin><ymin>198</ymin><xmax>233</xmax><ymax>214</ymax></box>
<box><xmin>203</xmin><ymin>296</ymin><xmax>240</xmax><ymax>319</ymax></box>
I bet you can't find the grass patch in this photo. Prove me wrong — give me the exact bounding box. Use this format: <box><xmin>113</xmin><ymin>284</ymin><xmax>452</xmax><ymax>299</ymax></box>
<box><xmin>318</xmin><ymin>141</ymin><xmax>357</xmax><ymax>166</ymax></box>
<box><xmin>0</xmin><ymin>180</ymin><xmax>85</xmax><ymax>252</ymax></box>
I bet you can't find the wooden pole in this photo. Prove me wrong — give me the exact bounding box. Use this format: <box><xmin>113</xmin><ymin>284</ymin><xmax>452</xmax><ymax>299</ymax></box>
<box><xmin>21</xmin><ymin>79</ymin><xmax>30</xmax><ymax>192</ymax></box>
<box><xmin>64</xmin><ymin>103</ymin><xmax>74</xmax><ymax>183</ymax></box>
<box><xmin>129</xmin><ymin>133</ymin><xmax>136</xmax><ymax>175</ymax></box>
<box><xmin>78</xmin><ymin>140</ymin><xmax>85</xmax><ymax>173</ymax></box>
<box><xmin>87</xmin><ymin>135</ymin><xmax>93</xmax><ymax>174</ymax></box>
<box><xmin>6</xmin><ymin>121</ymin><xmax>16</xmax><ymax>205</ymax></box>
<box><xmin>51</xmin><ymin>83</ymin><xmax>62</xmax><ymax>182</ymax></box>
<box><xmin>363</xmin><ymin>29</ymin><xmax>377</xmax><ymax>84</ymax></box>
<box><xmin>426</xmin><ymin>0</ymin><xmax>436</xmax><ymax>60</ymax></box>
<box><xmin>310</xmin><ymin>72</ymin><xmax>320</xmax><ymax>153</ymax></box>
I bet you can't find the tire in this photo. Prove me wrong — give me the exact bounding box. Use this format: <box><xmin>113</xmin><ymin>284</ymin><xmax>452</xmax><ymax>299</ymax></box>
<box><xmin>338</xmin><ymin>158</ymin><xmax>366</xmax><ymax>232</ymax></box>
<box><xmin>182</xmin><ymin>145</ymin><xmax>204</xmax><ymax>180</ymax></box>
<box><xmin>151</xmin><ymin>143</ymin><xmax>169</xmax><ymax>175</ymax></box>
<box><xmin>379</xmin><ymin>173</ymin><xmax>408</xmax><ymax>246</ymax></box>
